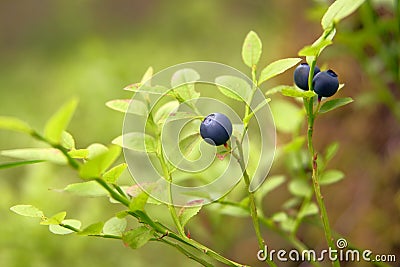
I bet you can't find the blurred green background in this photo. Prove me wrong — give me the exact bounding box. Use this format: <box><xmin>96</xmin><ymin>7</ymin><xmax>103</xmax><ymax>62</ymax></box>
<box><xmin>0</xmin><ymin>0</ymin><xmax>399</xmax><ymax>266</ymax></box>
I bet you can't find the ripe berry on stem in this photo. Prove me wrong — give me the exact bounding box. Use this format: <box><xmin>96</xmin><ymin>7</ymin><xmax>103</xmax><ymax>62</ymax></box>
<box><xmin>200</xmin><ymin>113</ymin><xmax>232</xmax><ymax>146</ymax></box>
<box><xmin>312</xmin><ymin>69</ymin><xmax>339</xmax><ymax>98</ymax></box>
<box><xmin>294</xmin><ymin>63</ymin><xmax>320</xmax><ymax>90</ymax></box>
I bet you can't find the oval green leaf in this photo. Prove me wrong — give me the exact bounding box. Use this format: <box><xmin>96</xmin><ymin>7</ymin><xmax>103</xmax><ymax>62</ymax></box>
<box><xmin>242</xmin><ymin>31</ymin><xmax>262</xmax><ymax>68</ymax></box>
<box><xmin>259</xmin><ymin>58</ymin><xmax>301</xmax><ymax>85</ymax></box>
<box><xmin>215</xmin><ymin>75</ymin><xmax>251</xmax><ymax>102</ymax></box>
<box><xmin>10</xmin><ymin>204</ymin><xmax>44</xmax><ymax>218</ymax></box>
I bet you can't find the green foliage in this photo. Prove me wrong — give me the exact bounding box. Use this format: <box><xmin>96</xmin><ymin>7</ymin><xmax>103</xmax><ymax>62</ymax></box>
<box><xmin>122</xmin><ymin>226</ymin><xmax>154</xmax><ymax>249</ymax></box>
<box><xmin>281</xmin><ymin>87</ymin><xmax>316</xmax><ymax>98</ymax></box>
<box><xmin>288</xmin><ymin>179</ymin><xmax>312</xmax><ymax>197</ymax></box>
<box><xmin>63</xmin><ymin>181</ymin><xmax>109</xmax><ymax>197</ymax></box>
<box><xmin>129</xmin><ymin>191</ymin><xmax>149</xmax><ymax>212</ymax></box>
<box><xmin>1</xmin><ymin>148</ymin><xmax>68</xmax><ymax>165</ymax></box>
<box><xmin>178</xmin><ymin>200</ymin><xmax>203</xmax><ymax>227</ymax></box>
<box><xmin>269</xmin><ymin>99</ymin><xmax>304</xmax><ymax>133</ymax></box>
<box><xmin>0</xmin><ymin>116</ymin><xmax>33</xmax><ymax>134</ymax></box>
<box><xmin>103</xmin><ymin>217</ymin><xmax>127</xmax><ymax>236</ymax></box>
<box><xmin>241</xmin><ymin>31</ymin><xmax>262</xmax><ymax>68</ymax></box>
<box><xmin>215</xmin><ymin>75</ymin><xmax>250</xmax><ymax>102</ymax></box>
<box><xmin>1</xmin><ymin>1</ymin><xmax>370</xmax><ymax>265</ymax></box>
<box><xmin>79</xmin><ymin>222</ymin><xmax>104</xmax><ymax>236</ymax></box>
<box><xmin>154</xmin><ymin>101</ymin><xmax>180</xmax><ymax>124</ymax></box>
<box><xmin>112</xmin><ymin>133</ymin><xmax>157</xmax><ymax>153</ymax></box>
<box><xmin>102</xmin><ymin>163</ymin><xmax>127</xmax><ymax>184</ymax></box>
<box><xmin>79</xmin><ymin>145</ymin><xmax>121</xmax><ymax>179</ymax></box>
<box><xmin>0</xmin><ymin>160</ymin><xmax>44</xmax><ymax>169</ymax></box>
<box><xmin>44</xmin><ymin>98</ymin><xmax>78</xmax><ymax>144</ymax></box>
<box><xmin>10</xmin><ymin>205</ymin><xmax>44</xmax><ymax>218</ymax></box>
<box><xmin>106</xmin><ymin>99</ymin><xmax>148</xmax><ymax>116</ymax></box>
<box><xmin>319</xmin><ymin>97</ymin><xmax>353</xmax><ymax>113</ymax></box>
<box><xmin>321</xmin><ymin>0</ymin><xmax>366</xmax><ymax>30</ymax></box>
<box><xmin>320</xmin><ymin>170</ymin><xmax>345</xmax><ymax>185</ymax></box>
<box><xmin>49</xmin><ymin>219</ymin><xmax>81</xmax><ymax>235</ymax></box>
<box><xmin>61</xmin><ymin>131</ymin><xmax>76</xmax><ymax>150</ymax></box>
<box><xmin>40</xmin><ymin>211</ymin><xmax>67</xmax><ymax>225</ymax></box>
<box><xmin>258</xmin><ymin>58</ymin><xmax>301</xmax><ymax>85</ymax></box>
<box><xmin>171</xmin><ymin>69</ymin><xmax>201</xmax><ymax>103</ymax></box>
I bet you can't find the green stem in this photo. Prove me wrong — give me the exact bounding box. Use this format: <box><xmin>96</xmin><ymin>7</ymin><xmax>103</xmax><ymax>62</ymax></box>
<box><xmin>31</xmin><ymin>131</ymin><xmax>80</xmax><ymax>170</ymax></box>
<box><xmin>156</xmin><ymin>134</ymin><xmax>186</xmax><ymax>237</ymax></box>
<box><xmin>157</xmin><ymin>239</ymin><xmax>213</xmax><ymax>267</ymax></box>
<box><xmin>59</xmin><ymin>223</ymin><xmax>122</xmax><ymax>240</ymax></box>
<box><xmin>217</xmin><ymin>199</ymin><xmax>322</xmax><ymax>267</ymax></box>
<box><xmin>306</xmin><ymin>105</ymin><xmax>340</xmax><ymax>267</ymax></box>
<box><xmin>95</xmin><ymin>178</ymin><xmax>130</xmax><ymax>207</ymax></box>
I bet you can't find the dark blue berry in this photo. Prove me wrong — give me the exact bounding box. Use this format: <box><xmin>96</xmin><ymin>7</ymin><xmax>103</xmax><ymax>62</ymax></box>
<box><xmin>200</xmin><ymin>113</ymin><xmax>232</xmax><ymax>146</ymax></box>
<box><xmin>294</xmin><ymin>63</ymin><xmax>320</xmax><ymax>90</ymax></box>
<box><xmin>312</xmin><ymin>70</ymin><xmax>339</xmax><ymax>98</ymax></box>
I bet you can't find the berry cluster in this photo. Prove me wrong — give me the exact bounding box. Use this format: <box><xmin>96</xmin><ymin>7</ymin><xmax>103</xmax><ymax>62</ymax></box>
<box><xmin>293</xmin><ymin>63</ymin><xmax>339</xmax><ymax>98</ymax></box>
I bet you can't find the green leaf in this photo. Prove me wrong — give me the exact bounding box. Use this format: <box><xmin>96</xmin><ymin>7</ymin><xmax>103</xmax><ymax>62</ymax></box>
<box><xmin>255</xmin><ymin>175</ymin><xmax>286</xmax><ymax>205</ymax></box>
<box><xmin>215</xmin><ymin>75</ymin><xmax>251</xmax><ymax>102</ymax></box>
<box><xmin>126</xmin><ymin>184</ymin><xmax>161</xmax><ymax>205</ymax></box>
<box><xmin>160</xmin><ymin>112</ymin><xmax>197</xmax><ymax>124</ymax></box>
<box><xmin>321</xmin><ymin>0</ymin><xmax>366</xmax><ymax>30</ymax></box>
<box><xmin>171</xmin><ymin>68</ymin><xmax>200</xmax><ymax>88</ymax></box>
<box><xmin>319</xmin><ymin>97</ymin><xmax>353</xmax><ymax>113</ymax></box>
<box><xmin>281</xmin><ymin>217</ymin><xmax>296</xmax><ymax>233</ymax></box>
<box><xmin>265</xmin><ymin>85</ymin><xmax>291</xmax><ymax>96</ymax></box>
<box><xmin>124</xmin><ymin>84</ymin><xmax>168</xmax><ymax>94</ymax></box>
<box><xmin>87</xmin><ymin>143</ymin><xmax>108</xmax><ymax>159</ymax></box>
<box><xmin>61</xmin><ymin>131</ymin><xmax>75</xmax><ymax>150</ymax></box>
<box><xmin>122</xmin><ymin>226</ymin><xmax>154</xmax><ymax>249</ymax></box>
<box><xmin>282</xmin><ymin>197</ymin><xmax>301</xmax><ymax>210</ymax></box>
<box><xmin>10</xmin><ymin>205</ymin><xmax>44</xmax><ymax>218</ymax></box>
<box><xmin>179</xmin><ymin>133</ymin><xmax>201</xmax><ymax>160</ymax></box>
<box><xmin>40</xmin><ymin>211</ymin><xmax>67</xmax><ymax>225</ymax></box>
<box><xmin>1</xmin><ymin>148</ymin><xmax>68</xmax><ymax>165</ymax></box>
<box><xmin>173</xmin><ymin>84</ymin><xmax>200</xmax><ymax>104</ymax></box>
<box><xmin>112</xmin><ymin>133</ymin><xmax>157</xmax><ymax>153</ymax></box>
<box><xmin>49</xmin><ymin>219</ymin><xmax>81</xmax><ymax>235</ymax></box>
<box><xmin>44</xmin><ymin>98</ymin><xmax>78</xmax><ymax>144</ymax></box>
<box><xmin>154</xmin><ymin>101</ymin><xmax>180</xmax><ymax>123</ymax></box>
<box><xmin>78</xmin><ymin>222</ymin><xmax>104</xmax><ymax>236</ymax></box>
<box><xmin>79</xmin><ymin>145</ymin><xmax>121</xmax><ymax>179</ymax></box>
<box><xmin>269</xmin><ymin>99</ymin><xmax>304</xmax><ymax>134</ymax></box>
<box><xmin>288</xmin><ymin>179</ymin><xmax>312</xmax><ymax>197</ymax></box>
<box><xmin>106</xmin><ymin>99</ymin><xmax>147</xmax><ymax>116</ymax></box>
<box><xmin>258</xmin><ymin>58</ymin><xmax>301</xmax><ymax>85</ymax></box>
<box><xmin>242</xmin><ymin>31</ymin><xmax>262</xmax><ymax>68</ymax></box>
<box><xmin>271</xmin><ymin>212</ymin><xmax>288</xmax><ymax>223</ymax></box>
<box><xmin>63</xmin><ymin>181</ymin><xmax>109</xmax><ymax>197</ymax></box>
<box><xmin>103</xmin><ymin>217</ymin><xmax>127</xmax><ymax>236</ymax></box>
<box><xmin>178</xmin><ymin>200</ymin><xmax>203</xmax><ymax>227</ymax></box>
<box><xmin>320</xmin><ymin>170</ymin><xmax>345</xmax><ymax>185</ymax></box>
<box><xmin>282</xmin><ymin>136</ymin><xmax>306</xmax><ymax>154</ymax></box>
<box><xmin>68</xmin><ymin>149</ymin><xmax>89</xmax><ymax>159</ymax></box>
<box><xmin>218</xmin><ymin>204</ymin><xmax>249</xmax><ymax>217</ymax></box>
<box><xmin>0</xmin><ymin>160</ymin><xmax>44</xmax><ymax>169</ymax></box>
<box><xmin>129</xmin><ymin>191</ymin><xmax>149</xmax><ymax>212</ymax></box>
<box><xmin>102</xmin><ymin>163</ymin><xmax>127</xmax><ymax>184</ymax></box>
<box><xmin>0</xmin><ymin>116</ymin><xmax>33</xmax><ymax>134</ymax></box>
<box><xmin>325</xmin><ymin>142</ymin><xmax>339</xmax><ymax>162</ymax></box>
<box><xmin>298</xmin><ymin>202</ymin><xmax>319</xmax><ymax>219</ymax></box>
<box><xmin>281</xmin><ymin>87</ymin><xmax>316</xmax><ymax>98</ymax></box>
<box><xmin>123</xmin><ymin>67</ymin><xmax>154</xmax><ymax>93</ymax></box>
<box><xmin>141</xmin><ymin>66</ymin><xmax>154</xmax><ymax>84</ymax></box>
<box><xmin>299</xmin><ymin>39</ymin><xmax>333</xmax><ymax>57</ymax></box>
<box><xmin>243</xmin><ymin>98</ymin><xmax>271</xmax><ymax>124</ymax></box>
